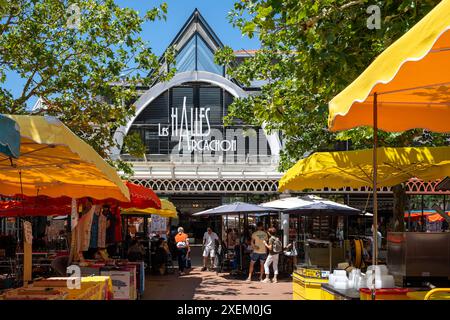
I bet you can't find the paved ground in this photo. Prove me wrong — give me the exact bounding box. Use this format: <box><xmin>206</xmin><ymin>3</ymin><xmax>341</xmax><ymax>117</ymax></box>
<box><xmin>142</xmin><ymin>267</ymin><xmax>293</xmax><ymax>300</ymax></box>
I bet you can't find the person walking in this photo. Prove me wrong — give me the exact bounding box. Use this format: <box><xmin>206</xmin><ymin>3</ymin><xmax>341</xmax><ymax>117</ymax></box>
<box><xmin>202</xmin><ymin>227</ymin><xmax>219</xmax><ymax>271</ymax></box>
<box><xmin>175</xmin><ymin>227</ymin><xmax>190</xmax><ymax>276</ymax></box>
<box><xmin>246</xmin><ymin>222</ymin><xmax>268</xmax><ymax>282</ymax></box>
<box><xmin>262</xmin><ymin>227</ymin><xmax>283</xmax><ymax>283</ymax></box>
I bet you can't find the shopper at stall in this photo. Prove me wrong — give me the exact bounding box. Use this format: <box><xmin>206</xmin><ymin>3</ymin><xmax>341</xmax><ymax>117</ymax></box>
<box><xmin>155</xmin><ymin>237</ymin><xmax>170</xmax><ymax>275</ymax></box>
<box><xmin>175</xmin><ymin>227</ymin><xmax>190</xmax><ymax>276</ymax></box>
<box><xmin>51</xmin><ymin>254</ymin><xmax>69</xmax><ymax>276</ymax></box>
<box><xmin>246</xmin><ymin>222</ymin><xmax>268</xmax><ymax>282</ymax></box>
<box><xmin>201</xmin><ymin>227</ymin><xmax>219</xmax><ymax>271</ymax></box>
<box><xmin>226</xmin><ymin>228</ymin><xmax>237</xmax><ymax>249</ymax></box>
<box><xmin>127</xmin><ymin>239</ymin><xmax>145</xmax><ymax>262</ymax></box>
<box><xmin>262</xmin><ymin>227</ymin><xmax>283</xmax><ymax>283</ymax></box>
<box><xmin>104</xmin><ymin>205</ymin><xmax>117</xmax><ymax>257</ymax></box>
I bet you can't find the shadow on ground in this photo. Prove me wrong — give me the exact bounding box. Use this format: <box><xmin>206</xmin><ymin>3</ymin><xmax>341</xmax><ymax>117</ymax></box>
<box><xmin>142</xmin><ymin>267</ymin><xmax>293</xmax><ymax>300</ymax></box>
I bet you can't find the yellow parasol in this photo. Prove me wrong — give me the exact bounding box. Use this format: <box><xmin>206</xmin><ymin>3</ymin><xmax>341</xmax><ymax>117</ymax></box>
<box><xmin>0</xmin><ymin>115</ymin><xmax>130</xmax><ymax>202</ymax></box>
<box><xmin>121</xmin><ymin>199</ymin><xmax>177</xmax><ymax>218</ymax></box>
<box><xmin>328</xmin><ymin>0</ymin><xmax>450</xmax><ymax>133</ymax></box>
<box><xmin>327</xmin><ymin>0</ymin><xmax>450</xmax><ymax>291</ymax></box>
<box><xmin>279</xmin><ymin>146</ymin><xmax>450</xmax><ymax>191</ymax></box>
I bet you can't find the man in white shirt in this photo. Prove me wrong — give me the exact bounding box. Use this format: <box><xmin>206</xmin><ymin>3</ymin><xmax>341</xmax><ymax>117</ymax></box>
<box><xmin>202</xmin><ymin>227</ymin><xmax>219</xmax><ymax>271</ymax></box>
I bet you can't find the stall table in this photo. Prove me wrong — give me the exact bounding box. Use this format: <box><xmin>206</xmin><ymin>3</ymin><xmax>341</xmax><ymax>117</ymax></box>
<box><xmin>0</xmin><ymin>276</ymin><xmax>113</xmax><ymax>300</ymax></box>
<box><xmin>76</xmin><ymin>260</ymin><xmax>142</xmax><ymax>300</ymax></box>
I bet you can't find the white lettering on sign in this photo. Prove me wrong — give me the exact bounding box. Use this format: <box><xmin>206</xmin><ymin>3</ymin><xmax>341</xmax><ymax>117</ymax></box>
<box><xmin>158</xmin><ymin>96</ymin><xmax>236</xmax><ymax>152</ymax></box>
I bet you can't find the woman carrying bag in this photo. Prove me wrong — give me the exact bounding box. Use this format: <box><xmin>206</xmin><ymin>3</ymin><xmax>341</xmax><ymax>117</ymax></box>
<box><xmin>262</xmin><ymin>227</ymin><xmax>292</xmax><ymax>283</ymax></box>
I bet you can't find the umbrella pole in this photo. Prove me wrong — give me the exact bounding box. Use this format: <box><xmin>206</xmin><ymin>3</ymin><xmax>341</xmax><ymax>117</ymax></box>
<box><xmin>372</xmin><ymin>92</ymin><xmax>379</xmax><ymax>300</ymax></box>
<box><xmin>238</xmin><ymin>213</ymin><xmax>242</xmax><ymax>272</ymax></box>
<box><xmin>407</xmin><ymin>195</ymin><xmax>411</xmax><ymax>232</ymax></box>
<box><xmin>421</xmin><ymin>194</ymin><xmax>425</xmax><ymax>232</ymax></box>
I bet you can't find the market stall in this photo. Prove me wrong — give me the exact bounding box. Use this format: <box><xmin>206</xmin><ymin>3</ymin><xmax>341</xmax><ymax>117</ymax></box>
<box><xmin>326</xmin><ymin>0</ymin><xmax>450</xmax><ymax>300</ymax></box>
<box><xmin>0</xmin><ymin>276</ymin><xmax>113</xmax><ymax>300</ymax></box>
<box><xmin>73</xmin><ymin>260</ymin><xmax>144</xmax><ymax>300</ymax></box>
<box><xmin>0</xmin><ymin>115</ymin><xmax>141</xmax><ymax>300</ymax></box>
<box><xmin>121</xmin><ymin>199</ymin><xmax>178</xmax><ymax>275</ymax></box>
<box><xmin>193</xmin><ymin>202</ymin><xmax>279</xmax><ymax>274</ymax></box>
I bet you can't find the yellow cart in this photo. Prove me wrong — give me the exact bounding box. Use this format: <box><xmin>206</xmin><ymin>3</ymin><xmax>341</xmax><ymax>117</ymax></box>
<box><xmin>293</xmin><ymin>267</ymin><xmax>329</xmax><ymax>300</ymax></box>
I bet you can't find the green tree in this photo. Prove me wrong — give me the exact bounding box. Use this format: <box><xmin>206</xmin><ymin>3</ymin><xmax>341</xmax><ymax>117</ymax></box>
<box><xmin>216</xmin><ymin>0</ymin><xmax>449</xmax><ymax>231</ymax></box>
<box><xmin>0</xmin><ymin>0</ymin><xmax>175</xmax><ymax>176</ymax></box>
<box><xmin>216</xmin><ymin>0</ymin><xmax>447</xmax><ymax>171</ymax></box>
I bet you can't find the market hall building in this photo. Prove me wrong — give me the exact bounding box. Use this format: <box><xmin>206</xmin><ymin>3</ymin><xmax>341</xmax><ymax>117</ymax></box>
<box><xmin>111</xmin><ymin>10</ymin><xmax>283</xmax><ymax>241</ymax></box>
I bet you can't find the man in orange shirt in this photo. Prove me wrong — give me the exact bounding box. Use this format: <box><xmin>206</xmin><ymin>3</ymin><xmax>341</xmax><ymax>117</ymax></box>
<box><xmin>175</xmin><ymin>227</ymin><xmax>190</xmax><ymax>276</ymax></box>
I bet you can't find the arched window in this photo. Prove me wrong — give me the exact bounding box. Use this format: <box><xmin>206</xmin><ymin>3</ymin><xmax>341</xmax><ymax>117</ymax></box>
<box><xmin>126</xmin><ymin>83</ymin><xmax>271</xmax><ymax>161</ymax></box>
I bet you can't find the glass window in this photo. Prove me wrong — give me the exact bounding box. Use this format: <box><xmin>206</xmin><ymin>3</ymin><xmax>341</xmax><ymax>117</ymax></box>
<box><xmin>138</xmin><ymin>126</ymin><xmax>169</xmax><ymax>155</ymax></box>
<box><xmin>174</xmin><ymin>34</ymin><xmax>223</xmax><ymax>75</ymax></box>
<box><xmin>197</xmin><ymin>35</ymin><xmax>223</xmax><ymax>75</ymax></box>
<box><xmin>134</xmin><ymin>91</ymin><xmax>169</xmax><ymax>124</ymax></box>
<box><xmin>175</xmin><ymin>35</ymin><xmax>196</xmax><ymax>73</ymax></box>
<box><xmin>171</xmin><ymin>87</ymin><xmax>194</xmax><ymax>123</ymax></box>
<box><xmin>199</xmin><ymin>86</ymin><xmax>222</xmax><ymax>125</ymax></box>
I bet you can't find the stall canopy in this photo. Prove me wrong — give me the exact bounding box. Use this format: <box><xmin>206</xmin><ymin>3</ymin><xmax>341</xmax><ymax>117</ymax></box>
<box><xmin>279</xmin><ymin>146</ymin><xmax>450</xmax><ymax>191</ymax></box>
<box><xmin>328</xmin><ymin>0</ymin><xmax>450</xmax><ymax>277</ymax></box>
<box><xmin>0</xmin><ymin>115</ymin><xmax>130</xmax><ymax>202</ymax></box>
<box><xmin>0</xmin><ymin>182</ymin><xmax>160</xmax><ymax>217</ymax></box>
<box><xmin>192</xmin><ymin>202</ymin><xmax>278</xmax><ymax>216</ymax></box>
<box><xmin>121</xmin><ymin>199</ymin><xmax>177</xmax><ymax>218</ymax></box>
<box><xmin>261</xmin><ymin>195</ymin><xmax>360</xmax><ymax>216</ymax></box>
<box><xmin>117</xmin><ymin>181</ymin><xmax>160</xmax><ymax>210</ymax></box>
<box><xmin>404</xmin><ymin>210</ymin><xmax>449</xmax><ymax>223</ymax></box>
<box><xmin>328</xmin><ymin>0</ymin><xmax>450</xmax><ymax>133</ymax></box>
<box><xmin>0</xmin><ymin>195</ymin><xmax>71</xmax><ymax>217</ymax></box>
<box><xmin>0</xmin><ymin>114</ymin><xmax>20</xmax><ymax>159</ymax></box>
<box><xmin>406</xmin><ymin>210</ymin><xmax>446</xmax><ymax>223</ymax></box>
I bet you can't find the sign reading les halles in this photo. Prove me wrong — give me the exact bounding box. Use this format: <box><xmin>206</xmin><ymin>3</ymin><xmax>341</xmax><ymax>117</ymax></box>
<box><xmin>158</xmin><ymin>97</ymin><xmax>237</xmax><ymax>152</ymax></box>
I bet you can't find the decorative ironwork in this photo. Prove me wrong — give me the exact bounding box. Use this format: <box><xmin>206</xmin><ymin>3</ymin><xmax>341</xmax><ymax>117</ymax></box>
<box><xmin>130</xmin><ymin>178</ymin><xmax>279</xmax><ymax>194</ymax></box>
<box><xmin>405</xmin><ymin>178</ymin><xmax>450</xmax><ymax>195</ymax></box>
<box><xmin>130</xmin><ymin>178</ymin><xmax>450</xmax><ymax>195</ymax></box>
<box><xmin>303</xmin><ymin>179</ymin><xmax>450</xmax><ymax>195</ymax></box>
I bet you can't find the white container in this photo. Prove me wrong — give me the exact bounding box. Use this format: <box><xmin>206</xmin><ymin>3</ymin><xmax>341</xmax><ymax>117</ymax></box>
<box><xmin>367</xmin><ymin>265</ymin><xmax>388</xmax><ymax>275</ymax></box>
<box><xmin>333</xmin><ymin>270</ymin><xmax>347</xmax><ymax>277</ymax></box>
<box><xmin>328</xmin><ymin>274</ymin><xmax>336</xmax><ymax>286</ymax></box>
<box><xmin>366</xmin><ymin>273</ymin><xmax>395</xmax><ymax>289</ymax></box>
<box><xmin>356</xmin><ymin>276</ymin><xmax>367</xmax><ymax>290</ymax></box>
<box><xmin>334</xmin><ymin>280</ymin><xmax>349</xmax><ymax>290</ymax></box>
<box><xmin>379</xmin><ymin>275</ymin><xmax>395</xmax><ymax>288</ymax></box>
<box><xmin>333</xmin><ymin>275</ymin><xmax>348</xmax><ymax>283</ymax></box>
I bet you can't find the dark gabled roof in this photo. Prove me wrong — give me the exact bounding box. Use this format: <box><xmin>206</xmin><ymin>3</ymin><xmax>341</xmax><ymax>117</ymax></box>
<box><xmin>168</xmin><ymin>8</ymin><xmax>224</xmax><ymax>50</ymax></box>
<box><xmin>147</xmin><ymin>9</ymin><xmax>224</xmax><ymax>80</ymax></box>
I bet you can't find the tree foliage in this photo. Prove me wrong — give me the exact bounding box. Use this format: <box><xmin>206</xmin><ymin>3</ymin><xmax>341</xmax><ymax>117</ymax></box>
<box><xmin>216</xmin><ymin>0</ymin><xmax>448</xmax><ymax>171</ymax></box>
<box><xmin>0</xmin><ymin>0</ymin><xmax>175</xmax><ymax>175</ymax></box>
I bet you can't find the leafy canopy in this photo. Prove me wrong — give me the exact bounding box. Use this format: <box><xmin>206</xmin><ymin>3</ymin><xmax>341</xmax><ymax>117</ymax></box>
<box><xmin>216</xmin><ymin>0</ymin><xmax>448</xmax><ymax>171</ymax></box>
<box><xmin>0</xmin><ymin>0</ymin><xmax>175</xmax><ymax>176</ymax></box>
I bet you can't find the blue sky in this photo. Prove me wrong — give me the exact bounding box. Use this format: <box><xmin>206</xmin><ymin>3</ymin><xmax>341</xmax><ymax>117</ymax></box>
<box><xmin>116</xmin><ymin>0</ymin><xmax>260</xmax><ymax>55</ymax></box>
<box><xmin>4</xmin><ymin>0</ymin><xmax>259</xmax><ymax>108</ymax></box>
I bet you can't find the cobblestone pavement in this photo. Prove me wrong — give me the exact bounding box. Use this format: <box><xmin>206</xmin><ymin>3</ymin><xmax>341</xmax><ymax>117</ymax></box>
<box><xmin>142</xmin><ymin>267</ymin><xmax>293</xmax><ymax>300</ymax></box>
